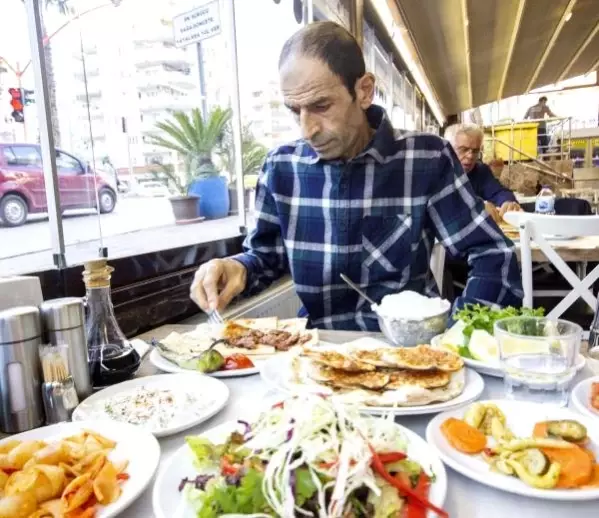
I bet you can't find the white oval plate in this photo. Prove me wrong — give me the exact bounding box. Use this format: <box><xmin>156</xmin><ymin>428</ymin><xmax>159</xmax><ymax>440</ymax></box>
<box><xmin>149</xmin><ymin>348</ymin><xmax>259</xmax><ymax>378</ymax></box>
<box><xmin>571</xmin><ymin>375</ymin><xmax>599</xmax><ymax>420</ymax></box>
<box><xmin>73</xmin><ymin>373</ymin><xmax>229</xmax><ymax>438</ymax></box>
<box><xmin>0</xmin><ymin>419</ymin><xmax>160</xmax><ymax>517</ymax></box>
<box><xmin>426</xmin><ymin>399</ymin><xmax>599</xmax><ymax>501</ymax></box>
<box><xmin>431</xmin><ymin>335</ymin><xmax>586</xmax><ymax>378</ymax></box>
<box><xmin>259</xmin><ymin>354</ymin><xmax>484</xmax><ymax>416</ymax></box>
<box><xmin>152</xmin><ymin>419</ymin><xmax>448</xmax><ymax>518</ymax></box>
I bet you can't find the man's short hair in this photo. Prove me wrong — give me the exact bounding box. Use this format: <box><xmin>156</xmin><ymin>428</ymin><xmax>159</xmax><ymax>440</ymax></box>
<box><xmin>278</xmin><ymin>21</ymin><xmax>366</xmax><ymax>100</ymax></box>
<box><xmin>444</xmin><ymin>123</ymin><xmax>484</xmax><ymax>146</ymax></box>
<box><xmin>539</xmin><ymin>96</ymin><xmax>548</xmax><ymax>103</ymax></box>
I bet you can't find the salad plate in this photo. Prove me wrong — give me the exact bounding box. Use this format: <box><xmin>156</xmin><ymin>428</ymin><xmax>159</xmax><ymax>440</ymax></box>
<box><xmin>72</xmin><ymin>373</ymin><xmax>230</xmax><ymax>437</ymax></box>
<box><xmin>149</xmin><ymin>348</ymin><xmax>259</xmax><ymax>378</ymax></box>
<box><xmin>426</xmin><ymin>400</ymin><xmax>599</xmax><ymax>501</ymax></box>
<box><xmin>432</xmin><ymin>304</ymin><xmax>586</xmax><ymax>378</ymax></box>
<box><xmin>152</xmin><ymin>393</ymin><xmax>448</xmax><ymax>518</ymax></box>
<box><xmin>431</xmin><ymin>335</ymin><xmax>586</xmax><ymax>378</ymax></box>
<box><xmin>571</xmin><ymin>376</ymin><xmax>599</xmax><ymax>420</ymax></box>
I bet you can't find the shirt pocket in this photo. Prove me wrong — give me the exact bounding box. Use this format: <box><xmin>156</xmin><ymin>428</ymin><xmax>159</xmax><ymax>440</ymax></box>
<box><xmin>362</xmin><ymin>214</ymin><xmax>413</xmax><ymax>274</ymax></box>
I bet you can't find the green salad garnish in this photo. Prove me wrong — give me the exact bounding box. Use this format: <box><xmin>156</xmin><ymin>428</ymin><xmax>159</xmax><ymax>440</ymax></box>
<box><xmin>455</xmin><ymin>304</ymin><xmax>545</xmax><ymax>339</ymax></box>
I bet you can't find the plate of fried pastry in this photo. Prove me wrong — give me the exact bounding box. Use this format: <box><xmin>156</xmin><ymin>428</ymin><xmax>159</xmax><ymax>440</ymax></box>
<box><xmin>260</xmin><ymin>337</ymin><xmax>485</xmax><ymax>415</ymax></box>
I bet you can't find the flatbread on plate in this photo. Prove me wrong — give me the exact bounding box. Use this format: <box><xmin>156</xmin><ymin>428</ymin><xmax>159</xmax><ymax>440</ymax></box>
<box><xmin>289</xmin><ymin>355</ymin><xmax>465</xmax><ymax>407</ymax></box>
<box><xmin>355</xmin><ymin>345</ymin><xmax>463</xmax><ymax>372</ymax></box>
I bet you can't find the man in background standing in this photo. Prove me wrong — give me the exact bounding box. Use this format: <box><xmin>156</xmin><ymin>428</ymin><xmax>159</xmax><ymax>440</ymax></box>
<box><xmin>524</xmin><ymin>96</ymin><xmax>559</xmax><ymax>156</ymax></box>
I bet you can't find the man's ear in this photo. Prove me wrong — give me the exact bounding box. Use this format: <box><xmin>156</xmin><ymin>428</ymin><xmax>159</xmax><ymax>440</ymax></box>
<box><xmin>355</xmin><ymin>72</ymin><xmax>375</xmax><ymax>109</ymax></box>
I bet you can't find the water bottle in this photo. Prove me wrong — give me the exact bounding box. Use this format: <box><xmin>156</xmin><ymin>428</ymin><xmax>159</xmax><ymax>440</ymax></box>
<box><xmin>535</xmin><ymin>185</ymin><xmax>555</xmax><ymax>215</ymax></box>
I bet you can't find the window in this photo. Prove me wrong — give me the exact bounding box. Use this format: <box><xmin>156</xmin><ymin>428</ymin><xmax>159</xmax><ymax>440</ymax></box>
<box><xmin>9</xmin><ymin>146</ymin><xmax>42</xmax><ymax>167</ymax></box>
<box><xmin>56</xmin><ymin>151</ymin><xmax>84</xmax><ymax>175</ymax></box>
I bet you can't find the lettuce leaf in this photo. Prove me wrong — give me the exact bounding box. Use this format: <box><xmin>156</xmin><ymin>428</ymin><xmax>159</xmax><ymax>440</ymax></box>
<box><xmin>197</xmin><ymin>468</ymin><xmax>273</xmax><ymax>518</ymax></box>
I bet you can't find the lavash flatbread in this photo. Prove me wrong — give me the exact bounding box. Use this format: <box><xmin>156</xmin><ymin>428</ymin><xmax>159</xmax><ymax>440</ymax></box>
<box><xmin>289</xmin><ymin>355</ymin><xmax>465</xmax><ymax>407</ymax></box>
<box><xmin>354</xmin><ymin>344</ymin><xmax>463</xmax><ymax>372</ymax></box>
<box><xmin>288</xmin><ymin>339</ymin><xmax>466</xmax><ymax>407</ymax></box>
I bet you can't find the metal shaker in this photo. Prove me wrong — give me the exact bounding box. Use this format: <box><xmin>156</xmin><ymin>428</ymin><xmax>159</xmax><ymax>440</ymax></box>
<box><xmin>0</xmin><ymin>306</ymin><xmax>44</xmax><ymax>433</ymax></box>
<box><xmin>40</xmin><ymin>298</ymin><xmax>92</xmax><ymax>400</ymax></box>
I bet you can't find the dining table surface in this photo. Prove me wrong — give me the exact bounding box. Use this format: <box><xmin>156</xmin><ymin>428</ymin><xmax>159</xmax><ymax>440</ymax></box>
<box><xmin>114</xmin><ymin>325</ymin><xmax>599</xmax><ymax>518</ymax></box>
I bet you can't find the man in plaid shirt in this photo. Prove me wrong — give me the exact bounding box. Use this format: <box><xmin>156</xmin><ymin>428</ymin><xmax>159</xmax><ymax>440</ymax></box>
<box><xmin>191</xmin><ymin>22</ymin><xmax>522</xmax><ymax>331</ymax></box>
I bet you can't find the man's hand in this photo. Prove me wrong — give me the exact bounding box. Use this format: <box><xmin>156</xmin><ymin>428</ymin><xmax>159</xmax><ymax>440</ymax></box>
<box><xmin>499</xmin><ymin>201</ymin><xmax>522</xmax><ymax>218</ymax></box>
<box><xmin>483</xmin><ymin>201</ymin><xmax>501</xmax><ymax>223</ymax></box>
<box><xmin>190</xmin><ymin>258</ymin><xmax>247</xmax><ymax>313</ymax></box>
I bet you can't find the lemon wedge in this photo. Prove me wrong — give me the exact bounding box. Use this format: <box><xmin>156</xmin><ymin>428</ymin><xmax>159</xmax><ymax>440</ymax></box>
<box><xmin>468</xmin><ymin>330</ymin><xmax>499</xmax><ymax>363</ymax></box>
<box><xmin>439</xmin><ymin>321</ymin><xmax>466</xmax><ymax>352</ymax></box>
<box><xmin>498</xmin><ymin>336</ymin><xmax>550</xmax><ymax>356</ymax></box>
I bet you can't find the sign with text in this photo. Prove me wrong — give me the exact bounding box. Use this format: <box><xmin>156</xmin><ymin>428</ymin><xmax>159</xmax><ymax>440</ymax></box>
<box><xmin>173</xmin><ymin>1</ymin><xmax>221</xmax><ymax>48</ymax></box>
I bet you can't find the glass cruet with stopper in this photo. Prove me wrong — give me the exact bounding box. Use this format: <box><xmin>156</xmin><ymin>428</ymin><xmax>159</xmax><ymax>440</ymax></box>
<box><xmin>83</xmin><ymin>259</ymin><xmax>140</xmax><ymax>389</ymax></box>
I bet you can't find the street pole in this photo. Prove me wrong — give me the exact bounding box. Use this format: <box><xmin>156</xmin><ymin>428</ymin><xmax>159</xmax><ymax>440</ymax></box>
<box><xmin>24</xmin><ymin>0</ymin><xmax>66</xmax><ymax>268</ymax></box>
<box><xmin>16</xmin><ymin>64</ymin><xmax>28</xmax><ymax>142</ymax></box>
<box><xmin>224</xmin><ymin>0</ymin><xmax>246</xmax><ymax>232</ymax></box>
<box><xmin>196</xmin><ymin>42</ymin><xmax>208</xmax><ymax>120</ymax></box>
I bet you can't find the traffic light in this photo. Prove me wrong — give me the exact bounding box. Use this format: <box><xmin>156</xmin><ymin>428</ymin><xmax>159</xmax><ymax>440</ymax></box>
<box><xmin>23</xmin><ymin>90</ymin><xmax>35</xmax><ymax>105</ymax></box>
<box><xmin>8</xmin><ymin>88</ymin><xmax>24</xmax><ymax>123</ymax></box>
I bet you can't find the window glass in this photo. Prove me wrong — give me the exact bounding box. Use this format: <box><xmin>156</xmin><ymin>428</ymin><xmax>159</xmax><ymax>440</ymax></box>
<box><xmin>9</xmin><ymin>146</ymin><xmax>42</xmax><ymax>167</ymax></box>
<box><xmin>56</xmin><ymin>150</ymin><xmax>84</xmax><ymax>175</ymax></box>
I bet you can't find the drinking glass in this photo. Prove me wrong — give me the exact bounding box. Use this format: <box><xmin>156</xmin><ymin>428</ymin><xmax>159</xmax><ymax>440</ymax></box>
<box><xmin>494</xmin><ymin>317</ymin><xmax>582</xmax><ymax>406</ymax></box>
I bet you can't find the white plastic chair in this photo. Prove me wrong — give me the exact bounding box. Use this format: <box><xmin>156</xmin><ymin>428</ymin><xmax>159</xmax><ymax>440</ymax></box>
<box><xmin>503</xmin><ymin>211</ymin><xmax>599</xmax><ymax>319</ymax></box>
<box><xmin>430</xmin><ymin>242</ymin><xmax>446</xmax><ymax>292</ymax></box>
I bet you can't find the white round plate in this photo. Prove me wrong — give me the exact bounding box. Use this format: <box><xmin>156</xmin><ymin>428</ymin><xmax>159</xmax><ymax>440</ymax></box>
<box><xmin>426</xmin><ymin>399</ymin><xmax>599</xmax><ymax>501</ymax></box>
<box><xmin>431</xmin><ymin>335</ymin><xmax>586</xmax><ymax>378</ymax></box>
<box><xmin>0</xmin><ymin>419</ymin><xmax>160</xmax><ymax>517</ymax></box>
<box><xmin>152</xmin><ymin>419</ymin><xmax>448</xmax><ymax>518</ymax></box>
<box><xmin>571</xmin><ymin>375</ymin><xmax>599</xmax><ymax>420</ymax></box>
<box><xmin>259</xmin><ymin>354</ymin><xmax>485</xmax><ymax>416</ymax></box>
<box><xmin>149</xmin><ymin>348</ymin><xmax>259</xmax><ymax>378</ymax></box>
<box><xmin>72</xmin><ymin>373</ymin><xmax>229</xmax><ymax>438</ymax></box>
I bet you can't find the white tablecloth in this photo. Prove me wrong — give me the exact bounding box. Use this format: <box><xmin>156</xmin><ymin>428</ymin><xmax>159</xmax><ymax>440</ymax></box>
<box><xmin>120</xmin><ymin>331</ymin><xmax>597</xmax><ymax>518</ymax></box>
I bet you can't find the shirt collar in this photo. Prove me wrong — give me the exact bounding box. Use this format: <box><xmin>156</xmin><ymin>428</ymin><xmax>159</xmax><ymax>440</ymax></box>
<box><xmin>302</xmin><ymin>104</ymin><xmax>395</xmax><ymax>165</ymax></box>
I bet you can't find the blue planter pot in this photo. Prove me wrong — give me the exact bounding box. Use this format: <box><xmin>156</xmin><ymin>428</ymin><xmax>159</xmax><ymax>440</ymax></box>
<box><xmin>189</xmin><ymin>176</ymin><xmax>230</xmax><ymax>219</ymax></box>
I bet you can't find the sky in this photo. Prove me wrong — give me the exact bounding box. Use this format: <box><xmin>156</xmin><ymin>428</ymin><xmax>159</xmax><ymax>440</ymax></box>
<box><xmin>0</xmin><ymin>0</ymin><xmax>301</xmax><ymax>91</ymax></box>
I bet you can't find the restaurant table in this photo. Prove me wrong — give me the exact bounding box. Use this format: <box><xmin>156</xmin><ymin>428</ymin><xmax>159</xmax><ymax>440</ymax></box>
<box><xmin>112</xmin><ymin>326</ymin><xmax>599</xmax><ymax>518</ymax></box>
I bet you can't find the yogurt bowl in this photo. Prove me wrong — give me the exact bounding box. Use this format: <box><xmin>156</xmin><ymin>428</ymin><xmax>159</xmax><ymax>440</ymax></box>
<box><xmin>373</xmin><ymin>291</ymin><xmax>451</xmax><ymax>347</ymax></box>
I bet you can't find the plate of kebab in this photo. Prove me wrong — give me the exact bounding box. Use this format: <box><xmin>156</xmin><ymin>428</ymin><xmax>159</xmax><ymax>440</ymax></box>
<box><xmin>149</xmin><ymin>317</ymin><xmax>319</xmax><ymax>378</ymax></box>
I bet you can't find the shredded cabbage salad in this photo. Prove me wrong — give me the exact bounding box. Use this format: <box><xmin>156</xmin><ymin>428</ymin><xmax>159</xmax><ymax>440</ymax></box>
<box><xmin>181</xmin><ymin>393</ymin><xmax>446</xmax><ymax>518</ymax></box>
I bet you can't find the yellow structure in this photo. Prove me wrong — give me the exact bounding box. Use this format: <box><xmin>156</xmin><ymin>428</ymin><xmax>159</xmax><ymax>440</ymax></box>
<box><xmin>484</xmin><ymin>122</ymin><xmax>540</xmax><ymax>161</ymax></box>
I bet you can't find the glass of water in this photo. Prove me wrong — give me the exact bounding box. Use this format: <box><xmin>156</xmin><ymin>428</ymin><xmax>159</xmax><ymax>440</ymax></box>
<box><xmin>494</xmin><ymin>317</ymin><xmax>582</xmax><ymax>406</ymax></box>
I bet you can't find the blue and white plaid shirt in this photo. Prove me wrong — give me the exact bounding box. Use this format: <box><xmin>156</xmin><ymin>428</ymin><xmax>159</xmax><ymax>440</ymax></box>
<box><xmin>233</xmin><ymin>105</ymin><xmax>523</xmax><ymax>331</ymax></box>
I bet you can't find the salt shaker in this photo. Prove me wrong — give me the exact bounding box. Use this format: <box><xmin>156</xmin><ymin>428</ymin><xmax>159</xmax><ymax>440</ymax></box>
<box><xmin>40</xmin><ymin>298</ymin><xmax>92</xmax><ymax>399</ymax></box>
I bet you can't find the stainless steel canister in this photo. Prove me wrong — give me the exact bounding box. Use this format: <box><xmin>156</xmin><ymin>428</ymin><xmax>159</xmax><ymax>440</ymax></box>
<box><xmin>40</xmin><ymin>298</ymin><xmax>92</xmax><ymax>399</ymax></box>
<box><xmin>0</xmin><ymin>306</ymin><xmax>44</xmax><ymax>433</ymax></box>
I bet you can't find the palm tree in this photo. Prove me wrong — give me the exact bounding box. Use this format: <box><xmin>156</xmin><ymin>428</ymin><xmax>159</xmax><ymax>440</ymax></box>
<box><xmin>148</xmin><ymin>107</ymin><xmax>232</xmax><ymax>182</ymax></box>
<box><xmin>23</xmin><ymin>0</ymin><xmax>70</xmax><ymax>147</ymax></box>
<box><xmin>220</xmin><ymin>123</ymin><xmax>268</xmax><ymax>185</ymax></box>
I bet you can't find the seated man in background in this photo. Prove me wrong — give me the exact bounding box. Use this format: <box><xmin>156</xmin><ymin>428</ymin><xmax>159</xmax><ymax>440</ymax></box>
<box><xmin>444</xmin><ymin>124</ymin><xmax>521</xmax><ymax>222</ymax></box>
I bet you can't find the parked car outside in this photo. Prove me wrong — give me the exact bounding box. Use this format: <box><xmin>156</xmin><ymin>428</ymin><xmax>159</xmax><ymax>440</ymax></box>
<box><xmin>0</xmin><ymin>143</ymin><xmax>117</xmax><ymax>227</ymax></box>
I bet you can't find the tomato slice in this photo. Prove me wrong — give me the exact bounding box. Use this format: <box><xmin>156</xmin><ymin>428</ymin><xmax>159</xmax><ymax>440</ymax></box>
<box><xmin>224</xmin><ymin>354</ymin><xmax>254</xmax><ymax>370</ymax></box>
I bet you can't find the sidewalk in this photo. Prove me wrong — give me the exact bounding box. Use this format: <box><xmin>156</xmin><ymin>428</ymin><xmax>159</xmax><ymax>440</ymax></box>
<box><xmin>0</xmin><ymin>216</ymin><xmax>244</xmax><ymax>275</ymax></box>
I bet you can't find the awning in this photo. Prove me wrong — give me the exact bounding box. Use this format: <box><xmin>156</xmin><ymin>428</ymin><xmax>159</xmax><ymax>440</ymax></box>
<box><xmin>393</xmin><ymin>0</ymin><xmax>599</xmax><ymax>114</ymax></box>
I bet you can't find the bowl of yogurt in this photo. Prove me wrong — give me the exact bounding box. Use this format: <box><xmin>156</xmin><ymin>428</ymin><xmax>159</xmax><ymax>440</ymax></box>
<box><xmin>373</xmin><ymin>291</ymin><xmax>451</xmax><ymax>347</ymax></box>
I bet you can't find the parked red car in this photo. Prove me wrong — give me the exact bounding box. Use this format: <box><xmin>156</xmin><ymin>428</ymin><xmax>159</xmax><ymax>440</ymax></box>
<box><xmin>0</xmin><ymin>143</ymin><xmax>117</xmax><ymax>227</ymax></box>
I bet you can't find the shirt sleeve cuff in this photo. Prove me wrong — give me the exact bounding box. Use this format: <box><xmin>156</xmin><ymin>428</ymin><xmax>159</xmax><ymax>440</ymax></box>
<box><xmin>230</xmin><ymin>253</ymin><xmax>258</xmax><ymax>295</ymax></box>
